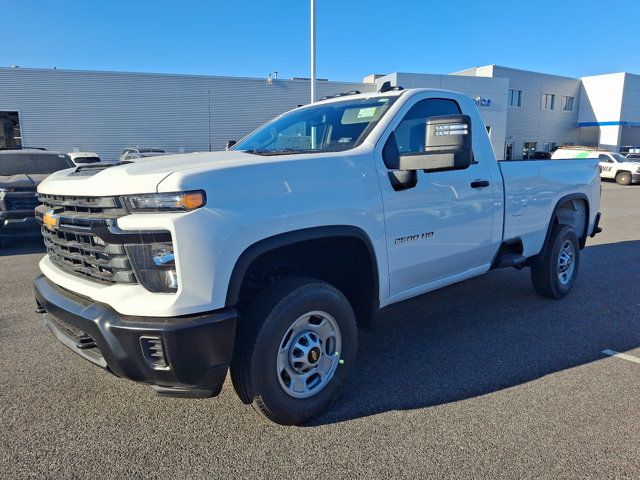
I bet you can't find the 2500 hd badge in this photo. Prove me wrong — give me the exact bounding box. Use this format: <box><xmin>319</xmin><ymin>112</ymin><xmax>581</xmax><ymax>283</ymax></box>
<box><xmin>395</xmin><ymin>232</ymin><xmax>435</xmax><ymax>245</ymax></box>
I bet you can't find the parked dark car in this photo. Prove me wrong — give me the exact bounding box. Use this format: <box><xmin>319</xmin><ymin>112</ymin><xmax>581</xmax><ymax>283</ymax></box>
<box><xmin>531</xmin><ymin>151</ymin><xmax>552</xmax><ymax>160</ymax></box>
<box><xmin>0</xmin><ymin>150</ymin><xmax>73</xmax><ymax>244</ymax></box>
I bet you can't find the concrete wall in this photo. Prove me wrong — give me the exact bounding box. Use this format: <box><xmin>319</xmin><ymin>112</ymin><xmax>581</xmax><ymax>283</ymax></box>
<box><xmin>0</xmin><ymin>67</ymin><xmax>375</xmax><ymax>161</ymax></box>
<box><xmin>579</xmin><ymin>73</ymin><xmax>626</xmax><ymax>151</ymax></box>
<box><xmin>374</xmin><ymin>72</ymin><xmax>509</xmax><ymax>159</ymax></box>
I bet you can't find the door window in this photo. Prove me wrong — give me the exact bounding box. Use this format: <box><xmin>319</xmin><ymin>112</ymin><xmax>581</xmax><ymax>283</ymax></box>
<box><xmin>384</xmin><ymin>98</ymin><xmax>461</xmax><ymax>168</ymax></box>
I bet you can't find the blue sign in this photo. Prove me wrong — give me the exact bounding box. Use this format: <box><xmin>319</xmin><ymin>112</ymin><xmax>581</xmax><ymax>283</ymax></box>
<box><xmin>474</xmin><ymin>97</ymin><xmax>492</xmax><ymax>107</ymax></box>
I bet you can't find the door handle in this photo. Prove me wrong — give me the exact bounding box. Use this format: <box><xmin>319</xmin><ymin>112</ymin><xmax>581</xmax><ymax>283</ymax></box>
<box><xmin>470</xmin><ymin>180</ymin><xmax>490</xmax><ymax>188</ymax></box>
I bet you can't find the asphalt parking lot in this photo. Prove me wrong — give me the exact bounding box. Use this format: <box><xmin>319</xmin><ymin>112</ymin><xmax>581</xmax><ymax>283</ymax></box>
<box><xmin>1</xmin><ymin>182</ymin><xmax>639</xmax><ymax>479</ymax></box>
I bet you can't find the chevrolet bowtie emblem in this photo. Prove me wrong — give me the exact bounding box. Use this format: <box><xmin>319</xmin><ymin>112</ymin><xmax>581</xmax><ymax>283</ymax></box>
<box><xmin>42</xmin><ymin>209</ymin><xmax>60</xmax><ymax>230</ymax></box>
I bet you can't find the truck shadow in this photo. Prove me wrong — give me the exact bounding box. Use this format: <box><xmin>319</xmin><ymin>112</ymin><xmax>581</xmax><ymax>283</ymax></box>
<box><xmin>308</xmin><ymin>239</ymin><xmax>640</xmax><ymax>426</ymax></box>
<box><xmin>0</xmin><ymin>236</ymin><xmax>45</xmax><ymax>256</ymax></box>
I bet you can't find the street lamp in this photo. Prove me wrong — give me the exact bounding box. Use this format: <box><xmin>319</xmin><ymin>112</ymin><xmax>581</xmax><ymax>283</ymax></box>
<box><xmin>310</xmin><ymin>0</ymin><xmax>316</xmax><ymax>103</ymax></box>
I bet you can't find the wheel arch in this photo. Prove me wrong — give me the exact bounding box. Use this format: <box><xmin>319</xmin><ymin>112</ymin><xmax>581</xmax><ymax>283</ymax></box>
<box><xmin>225</xmin><ymin>226</ymin><xmax>380</xmax><ymax>319</ymax></box>
<box><xmin>543</xmin><ymin>193</ymin><xmax>590</xmax><ymax>251</ymax></box>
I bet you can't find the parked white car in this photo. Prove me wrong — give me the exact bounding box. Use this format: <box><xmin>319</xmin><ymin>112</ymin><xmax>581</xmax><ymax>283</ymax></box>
<box><xmin>552</xmin><ymin>147</ymin><xmax>640</xmax><ymax>185</ymax></box>
<box><xmin>120</xmin><ymin>147</ymin><xmax>167</xmax><ymax>161</ymax></box>
<box><xmin>67</xmin><ymin>152</ymin><xmax>101</xmax><ymax>166</ymax></box>
<box><xmin>34</xmin><ymin>87</ymin><xmax>601</xmax><ymax>425</ymax></box>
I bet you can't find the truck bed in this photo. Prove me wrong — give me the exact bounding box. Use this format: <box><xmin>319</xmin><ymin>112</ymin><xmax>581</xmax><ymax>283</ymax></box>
<box><xmin>498</xmin><ymin>159</ymin><xmax>600</xmax><ymax>257</ymax></box>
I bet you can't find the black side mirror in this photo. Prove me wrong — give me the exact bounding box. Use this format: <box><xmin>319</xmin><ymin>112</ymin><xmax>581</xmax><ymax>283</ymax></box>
<box><xmin>398</xmin><ymin>114</ymin><xmax>473</xmax><ymax>172</ymax></box>
<box><xmin>225</xmin><ymin>140</ymin><xmax>237</xmax><ymax>151</ymax></box>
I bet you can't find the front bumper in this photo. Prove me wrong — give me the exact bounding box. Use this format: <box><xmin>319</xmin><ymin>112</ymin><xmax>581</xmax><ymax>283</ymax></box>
<box><xmin>34</xmin><ymin>274</ymin><xmax>237</xmax><ymax>397</ymax></box>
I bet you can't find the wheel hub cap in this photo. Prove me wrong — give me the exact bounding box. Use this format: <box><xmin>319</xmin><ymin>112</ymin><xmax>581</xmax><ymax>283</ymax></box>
<box><xmin>557</xmin><ymin>240</ymin><xmax>576</xmax><ymax>286</ymax></box>
<box><xmin>277</xmin><ymin>311</ymin><xmax>342</xmax><ymax>399</ymax></box>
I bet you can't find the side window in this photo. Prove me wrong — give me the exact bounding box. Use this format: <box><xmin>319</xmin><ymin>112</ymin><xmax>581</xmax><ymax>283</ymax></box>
<box><xmin>383</xmin><ymin>98</ymin><xmax>461</xmax><ymax>169</ymax></box>
<box><xmin>598</xmin><ymin>154</ymin><xmax>612</xmax><ymax>163</ymax></box>
<box><xmin>395</xmin><ymin>99</ymin><xmax>461</xmax><ymax>154</ymax></box>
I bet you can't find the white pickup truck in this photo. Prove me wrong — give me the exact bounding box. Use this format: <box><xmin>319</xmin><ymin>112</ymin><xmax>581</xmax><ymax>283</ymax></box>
<box><xmin>34</xmin><ymin>87</ymin><xmax>601</xmax><ymax>425</ymax></box>
<box><xmin>552</xmin><ymin>147</ymin><xmax>640</xmax><ymax>185</ymax></box>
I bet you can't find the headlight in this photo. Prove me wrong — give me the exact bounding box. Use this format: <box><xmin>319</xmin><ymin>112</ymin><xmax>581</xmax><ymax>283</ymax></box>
<box><xmin>126</xmin><ymin>242</ymin><xmax>178</xmax><ymax>293</ymax></box>
<box><xmin>122</xmin><ymin>190</ymin><xmax>206</xmax><ymax>212</ymax></box>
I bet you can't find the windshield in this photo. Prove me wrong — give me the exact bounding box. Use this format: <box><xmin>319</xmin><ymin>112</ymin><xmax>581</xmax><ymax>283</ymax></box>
<box><xmin>0</xmin><ymin>153</ymin><xmax>73</xmax><ymax>176</ymax></box>
<box><xmin>233</xmin><ymin>96</ymin><xmax>397</xmax><ymax>155</ymax></box>
<box><xmin>139</xmin><ymin>148</ymin><xmax>165</xmax><ymax>153</ymax></box>
<box><xmin>74</xmin><ymin>156</ymin><xmax>100</xmax><ymax>164</ymax></box>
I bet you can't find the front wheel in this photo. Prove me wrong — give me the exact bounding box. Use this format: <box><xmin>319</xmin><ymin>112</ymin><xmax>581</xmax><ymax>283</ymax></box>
<box><xmin>616</xmin><ymin>171</ymin><xmax>632</xmax><ymax>185</ymax></box>
<box><xmin>530</xmin><ymin>224</ymin><xmax>580</xmax><ymax>299</ymax></box>
<box><xmin>230</xmin><ymin>277</ymin><xmax>357</xmax><ymax>425</ymax></box>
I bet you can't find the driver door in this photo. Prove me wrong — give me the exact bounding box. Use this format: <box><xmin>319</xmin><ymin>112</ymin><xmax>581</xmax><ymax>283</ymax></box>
<box><xmin>377</xmin><ymin>97</ymin><xmax>497</xmax><ymax>298</ymax></box>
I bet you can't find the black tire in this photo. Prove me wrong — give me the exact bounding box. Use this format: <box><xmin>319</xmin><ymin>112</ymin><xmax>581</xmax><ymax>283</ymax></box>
<box><xmin>616</xmin><ymin>171</ymin><xmax>632</xmax><ymax>186</ymax></box>
<box><xmin>230</xmin><ymin>277</ymin><xmax>357</xmax><ymax>425</ymax></box>
<box><xmin>530</xmin><ymin>224</ymin><xmax>580</xmax><ymax>299</ymax></box>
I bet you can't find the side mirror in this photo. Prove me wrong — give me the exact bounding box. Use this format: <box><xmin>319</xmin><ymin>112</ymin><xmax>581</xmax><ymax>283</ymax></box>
<box><xmin>225</xmin><ymin>140</ymin><xmax>237</xmax><ymax>151</ymax></box>
<box><xmin>398</xmin><ymin>114</ymin><xmax>473</xmax><ymax>172</ymax></box>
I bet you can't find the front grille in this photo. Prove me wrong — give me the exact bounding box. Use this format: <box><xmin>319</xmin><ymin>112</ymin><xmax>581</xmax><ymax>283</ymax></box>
<box><xmin>4</xmin><ymin>191</ymin><xmax>39</xmax><ymax>211</ymax></box>
<box><xmin>39</xmin><ymin>193</ymin><xmax>127</xmax><ymax>216</ymax></box>
<box><xmin>38</xmin><ymin>194</ymin><xmax>137</xmax><ymax>285</ymax></box>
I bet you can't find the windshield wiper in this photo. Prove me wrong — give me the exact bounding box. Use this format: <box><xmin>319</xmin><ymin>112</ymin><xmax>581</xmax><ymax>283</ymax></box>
<box><xmin>243</xmin><ymin>148</ymin><xmax>303</xmax><ymax>156</ymax></box>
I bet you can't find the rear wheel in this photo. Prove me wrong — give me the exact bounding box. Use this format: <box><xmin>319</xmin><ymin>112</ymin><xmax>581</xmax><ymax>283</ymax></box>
<box><xmin>616</xmin><ymin>171</ymin><xmax>632</xmax><ymax>186</ymax></box>
<box><xmin>530</xmin><ymin>224</ymin><xmax>580</xmax><ymax>299</ymax></box>
<box><xmin>230</xmin><ymin>277</ymin><xmax>357</xmax><ymax>425</ymax></box>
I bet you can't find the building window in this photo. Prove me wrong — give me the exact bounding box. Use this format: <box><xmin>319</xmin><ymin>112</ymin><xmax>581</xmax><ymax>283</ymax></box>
<box><xmin>509</xmin><ymin>89</ymin><xmax>522</xmax><ymax>107</ymax></box>
<box><xmin>541</xmin><ymin>93</ymin><xmax>555</xmax><ymax>111</ymax></box>
<box><xmin>523</xmin><ymin>142</ymin><xmax>537</xmax><ymax>159</ymax></box>
<box><xmin>562</xmin><ymin>96</ymin><xmax>574</xmax><ymax>111</ymax></box>
<box><xmin>0</xmin><ymin>111</ymin><xmax>22</xmax><ymax>149</ymax></box>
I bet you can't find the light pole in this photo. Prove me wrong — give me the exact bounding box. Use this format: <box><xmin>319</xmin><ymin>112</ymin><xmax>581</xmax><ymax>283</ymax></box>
<box><xmin>310</xmin><ymin>0</ymin><xmax>316</xmax><ymax>104</ymax></box>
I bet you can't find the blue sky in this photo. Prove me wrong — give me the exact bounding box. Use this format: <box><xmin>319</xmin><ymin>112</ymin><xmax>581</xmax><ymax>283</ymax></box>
<box><xmin>3</xmin><ymin>0</ymin><xmax>639</xmax><ymax>81</ymax></box>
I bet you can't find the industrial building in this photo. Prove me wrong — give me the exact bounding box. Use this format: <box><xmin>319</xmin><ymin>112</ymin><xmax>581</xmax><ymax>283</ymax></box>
<box><xmin>1</xmin><ymin>64</ymin><xmax>639</xmax><ymax>161</ymax></box>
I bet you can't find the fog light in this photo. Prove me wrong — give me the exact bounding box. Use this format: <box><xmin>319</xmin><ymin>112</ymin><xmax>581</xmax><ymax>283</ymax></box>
<box><xmin>126</xmin><ymin>241</ymin><xmax>178</xmax><ymax>293</ymax></box>
<box><xmin>140</xmin><ymin>336</ymin><xmax>169</xmax><ymax>370</ymax></box>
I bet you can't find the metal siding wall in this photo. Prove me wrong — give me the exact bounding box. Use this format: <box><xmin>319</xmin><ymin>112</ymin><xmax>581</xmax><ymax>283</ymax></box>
<box><xmin>0</xmin><ymin>68</ymin><xmax>375</xmax><ymax>161</ymax></box>
<box><xmin>492</xmin><ymin>67</ymin><xmax>582</xmax><ymax>156</ymax></box>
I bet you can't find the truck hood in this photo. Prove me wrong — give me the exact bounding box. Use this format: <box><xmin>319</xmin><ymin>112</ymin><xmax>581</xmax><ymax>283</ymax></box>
<box><xmin>0</xmin><ymin>173</ymin><xmax>49</xmax><ymax>190</ymax></box>
<box><xmin>37</xmin><ymin>150</ymin><xmax>261</xmax><ymax>196</ymax></box>
<box><xmin>619</xmin><ymin>161</ymin><xmax>640</xmax><ymax>170</ymax></box>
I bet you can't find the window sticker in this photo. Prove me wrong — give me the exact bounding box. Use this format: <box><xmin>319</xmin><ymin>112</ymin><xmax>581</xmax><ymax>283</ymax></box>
<box><xmin>357</xmin><ymin>107</ymin><xmax>378</xmax><ymax>118</ymax></box>
<box><xmin>338</xmin><ymin>137</ymin><xmax>352</xmax><ymax>143</ymax></box>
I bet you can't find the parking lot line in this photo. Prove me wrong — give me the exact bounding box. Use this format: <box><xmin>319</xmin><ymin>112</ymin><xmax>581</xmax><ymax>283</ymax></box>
<box><xmin>602</xmin><ymin>349</ymin><xmax>640</xmax><ymax>365</ymax></box>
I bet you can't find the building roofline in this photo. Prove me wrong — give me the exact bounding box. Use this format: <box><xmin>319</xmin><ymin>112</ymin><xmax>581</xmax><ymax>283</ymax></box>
<box><xmin>0</xmin><ymin>65</ymin><xmax>366</xmax><ymax>86</ymax></box>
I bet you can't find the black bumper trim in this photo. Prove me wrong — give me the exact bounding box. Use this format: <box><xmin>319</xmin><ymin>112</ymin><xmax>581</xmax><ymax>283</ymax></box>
<box><xmin>34</xmin><ymin>274</ymin><xmax>237</xmax><ymax>396</ymax></box>
<box><xmin>590</xmin><ymin>212</ymin><xmax>603</xmax><ymax>238</ymax></box>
